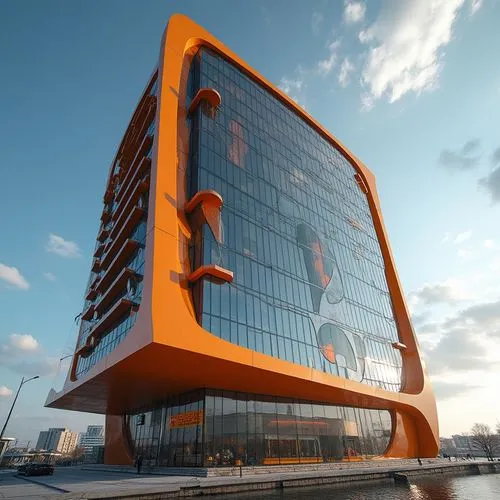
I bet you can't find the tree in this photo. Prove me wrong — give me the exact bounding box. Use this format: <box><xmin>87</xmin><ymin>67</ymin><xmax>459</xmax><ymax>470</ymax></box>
<box><xmin>70</xmin><ymin>446</ymin><xmax>85</xmax><ymax>463</ymax></box>
<box><xmin>470</xmin><ymin>423</ymin><xmax>499</xmax><ymax>461</ymax></box>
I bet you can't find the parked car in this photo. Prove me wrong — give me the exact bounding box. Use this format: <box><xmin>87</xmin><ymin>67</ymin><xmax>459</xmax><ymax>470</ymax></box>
<box><xmin>17</xmin><ymin>463</ymin><xmax>54</xmax><ymax>476</ymax></box>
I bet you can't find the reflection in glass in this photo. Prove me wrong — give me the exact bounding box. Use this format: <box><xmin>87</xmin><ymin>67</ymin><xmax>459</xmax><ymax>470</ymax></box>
<box><xmin>187</xmin><ymin>48</ymin><xmax>403</xmax><ymax>392</ymax></box>
<box><xmin>126</xmin><ymin>389</ymin><xmax>392</xmax><ymax>467</ymax></box>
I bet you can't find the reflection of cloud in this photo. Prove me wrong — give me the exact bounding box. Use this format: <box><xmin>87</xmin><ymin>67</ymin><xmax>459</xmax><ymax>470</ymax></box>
<box><xmin>0</xmin><ymin>263</ymin><xmax>29</xmax><ymax>290</ymax></box>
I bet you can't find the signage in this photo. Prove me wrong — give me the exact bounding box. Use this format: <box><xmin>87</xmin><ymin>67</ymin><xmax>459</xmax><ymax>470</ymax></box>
<box><xmin>169</xmin><ymin>410</ymin><xmax>204</xmax><ymax>429</ymax></box>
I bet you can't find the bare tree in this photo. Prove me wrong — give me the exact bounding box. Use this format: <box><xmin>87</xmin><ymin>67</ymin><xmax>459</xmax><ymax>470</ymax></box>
<box><xmin>470</xmin><ymin>423</ymin><xmax>499</xmax><ymax>461</ymax></box>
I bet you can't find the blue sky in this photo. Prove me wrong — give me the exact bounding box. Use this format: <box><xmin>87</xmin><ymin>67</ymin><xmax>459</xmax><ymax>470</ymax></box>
<box><xmin>1</xmin><ymin>0</ymin><xmax>500</xmax><ymax>444</ymax></box>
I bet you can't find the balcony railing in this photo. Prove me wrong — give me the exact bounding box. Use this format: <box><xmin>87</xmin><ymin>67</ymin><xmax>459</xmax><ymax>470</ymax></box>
<box><xmin>95</xmin><ymin>239</ymin><xmax>140</xmax><ymax>295</ymax></box>
<box><xmin>101</xmin><ymin>207</ymin><xmax>146</xmax><ymax>269</ymax></box>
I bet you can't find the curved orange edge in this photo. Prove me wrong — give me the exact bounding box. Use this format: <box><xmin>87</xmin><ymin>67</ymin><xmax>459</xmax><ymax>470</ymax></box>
<box><xmin>49</xmin><ymin>14</ymin><xmax>438</xmax><ymax>463</ymax></box>
<box><xmin>149</xmin><ymin>14</ymin><xmax>438</xmax><ymax>459</ymax></box>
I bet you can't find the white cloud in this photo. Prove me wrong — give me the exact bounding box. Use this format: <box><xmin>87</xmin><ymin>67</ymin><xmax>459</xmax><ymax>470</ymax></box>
<box><xmin>9</xmin><ymin>334</ymin><xmax>39</xmax><ymax>351</ymax></box>
<box><xmin>438</xmin><ymin>139</ymin><xmax>481</xmax><ymax>171</ymax></box>
<box><xmin>1</xmin><ymin>333</ymin><xmax>58</xmax><ymax>378</ymax></box>
<box><xmin>260</xmin><ymin>6</ymin><xmax>271</xmax><ymax>26</ymax></box>
<box><xmin>454</xmin><ymin>231</ymin><xmax>472</xmax><ymax>244</ymax></box>
<box><xmin>441</xmin><ymin>232</ymin><xmax>451</xmax><ymax>243</ymax></box>
<box><xmin>470</xmin><ymin>0</ymin><xmax>483</xmax><ymax>16</ymax></box>
<box><xmin>43</xmin><ymin>271</ymin><xmax>56</xmax><ymax>281</ymax></box>
<box><xmin>344</xmin><ymin>1</ymin><xmax>366</xmax><ymax>24</ymax></box>
<box><xmin>316</xmin><ymin>40</ymin><xmax>341</xmax><ymax>75</ymax></box>
<box><xmin>279</xmin><ymin>77</ymin><xmax>303</xmax><ymax>95</ymax></box>
<box><xmin>360</xmin><ymin>92</ymin><xmax>375</xmax><ymax>111</ymax></box>
<box><xmin>311</xmin><ymin>11</ymin><xmax>324</xmax><ymax>35</ymax></box>
<box><xmin>484</xmin><ymin>239</ymin><xmax>495</xmax><ymax>249</ymax></box>
<box><xmin>0</xmin><ymin>263</ymin><xmax>30</xmax><ymax>290</ymax></box>
<box><xmin>278</xmin><ymin>72</ymin><xmax>308</xmax><ymax>109</ymax></box>
<box><xmin>338</xmin><ymin>57</ymin><xmax>355</xmax><ymax>87</ymax></box>
<box><xmin>0</xmin><ymin>386</ymin><xmax>13</xmax><ymax>397</ymax></box>
<box><xmin>46</xmin><ymin>233</ymin><xmax>81</xmax><ymax>258</ymax></box>
<box><xmin>360</xmin><ymin>0</ymin><xmax>465</xmax><ymax>105</ymax></box>
<box><xmin>409</xmin><ymin>279</ymin><xmax>469</xmax><ymax>307</ymax></box>
<box><xmin>457</xmin><ymin>248</ymin><xmax>472</xmax><ymax>259</ymax></box>
<box><xmin>479</xmin><ymin>150</ymin><xmax>500</xmax><ymax>203</ymax></box>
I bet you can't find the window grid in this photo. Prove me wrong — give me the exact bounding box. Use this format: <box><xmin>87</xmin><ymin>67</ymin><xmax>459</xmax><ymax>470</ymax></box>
<box><xmin>189</xmin><ymin>49</ymin><xmax>402</xmax><ymax>392</ymax></box>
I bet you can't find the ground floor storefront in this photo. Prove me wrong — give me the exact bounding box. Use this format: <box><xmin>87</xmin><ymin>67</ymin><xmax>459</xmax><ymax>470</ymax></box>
<box><xmin>125</xmin><ymin>389</ymin><xmax>393</xmax><ymax>467</ymax></box>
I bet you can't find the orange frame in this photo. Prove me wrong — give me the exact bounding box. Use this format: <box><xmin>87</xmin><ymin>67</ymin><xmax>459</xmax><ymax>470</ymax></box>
<box><xmin>46</xmin><ymin>14</ymin><xmax>438</xmax><ymax>464</ymax></box>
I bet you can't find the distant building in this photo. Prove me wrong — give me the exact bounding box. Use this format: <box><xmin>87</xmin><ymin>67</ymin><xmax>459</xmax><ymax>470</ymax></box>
<box><xmin>35</xmin><ymin>431</ymin><xmax>49</xmax><ymax>451</ymax></box>
<box><xmin>452</xmin><ymin>434</ymin><xmax>478</xmax><ymax>457</ymax></box>
<box><xmin>36</xmin><ymin>428</ymin><xmax>78</xmax><ymax>454</ymax></box>
<box><xmin>439</xmin><ymin>437</ymin><xmax>456</xmax><ymax>456</ymax></box>
<box><xmin>78</xmin><ymin>425</ymin><xmax>104</xmax><ymax>456</ymax></box>
<box><xmin>0</xmin><ymin>437</ymin><xmax>15</xmax><ymax>465</ymax></box>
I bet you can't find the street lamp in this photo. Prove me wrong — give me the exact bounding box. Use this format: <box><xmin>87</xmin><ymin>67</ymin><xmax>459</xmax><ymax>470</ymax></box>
<box><xmin>0</xmin><ymin>375</ymin><xmax>40</xmax><ymax>441</ymax></box>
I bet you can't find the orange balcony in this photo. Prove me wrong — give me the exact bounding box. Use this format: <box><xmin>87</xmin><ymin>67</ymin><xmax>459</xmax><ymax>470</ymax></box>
<box><xmin>95</xmin><ymin>267</ymin><xmax>140</xmax><ymax>315</ymax></box>
<box><xmin>94</xmin><ymin>243</ymin><xmax>105</xmax><ymax>258</ymax></box>
<box><xmin>113</xmin><ymin>164</ymin><xmax>151</xmax><ymax>223</ymax></box>
<box><xmin>101</xmin><ymin>209</ymin><xmax>112</xmax><ymax>224</ymax></box>
<box><xmin>97</xmin><ymin>226</ymin><xmax>110</xmax><ymax>242</ymax></box>
<box><xmin>85</xmin><ymin>276</ymin><xmax>100</xmax><ymax>301</ymax></box>
<box><xmin>188</xmin><ymin>265</ymin><xmax>233</xmax><ymax>285</ymax></box>
<box><xmin>120</xmin><ymin>98</ymin><xmax>156</xmax><ymax>167</ymax></box>
<box><xmin>81</xmin><ymin>304</ymin><xmax>95</xmax><ymax>322</ymax></box>
<box><xmin>96</xmin><ymin>239</ymin><xmax>140</xmax><ymax>295</ymax></box>
<box><xmin>101</xmin><ymin>206</ymin><xmax>146</xmax><ymax>270</ymax></box>
<box><xmin>76</xmin><ymin>297</ymin><xmax>139</xmax><ymax>359</ymax></box>
<box><xmin>188</xmin><ymin>88</ymin><xmax>221</xmax><ymax>116</ymax></box>
<box><xmin>185</xmin><ymin>190</ymin><xmax>224</xmax><ymax>243</ymax></box>
<box><xmin>116</xmin><ymin>137</ymin><xmax>153</xmax><ymax>204</ymax></box>
<box><xmin>90</xmin><ymin>298</ymin><xmax>139</xmax><ymax>347</ymax></box>
<box><xmin>103</xmin><ymin>186</ymin><xmax>114</xmax><ymax>204</ymax></box>
<box><xmin>91</xmin><ymin>259</ymin><xmax>101</xmax><ymax>273</ymax></box>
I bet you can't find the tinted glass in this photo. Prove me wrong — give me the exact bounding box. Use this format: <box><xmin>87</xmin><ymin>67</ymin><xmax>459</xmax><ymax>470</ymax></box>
<box><xmin>188</xmin><ymin>49</ymin><xmax>402</xmax><ymax>392</ymax></box>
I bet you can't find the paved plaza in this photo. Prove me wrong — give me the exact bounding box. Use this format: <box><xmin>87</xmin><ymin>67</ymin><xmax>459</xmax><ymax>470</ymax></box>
<box><xmin>0</xmin><ymin>459</ymin><xmax>496</xmax><ymax>499</ymax></box>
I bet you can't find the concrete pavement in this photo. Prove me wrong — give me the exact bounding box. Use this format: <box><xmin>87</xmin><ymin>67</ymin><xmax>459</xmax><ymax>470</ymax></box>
<box><xmin>1</xmin><ymin>459</ymin><xmax>498</xmax><ymax>499</ymax></box>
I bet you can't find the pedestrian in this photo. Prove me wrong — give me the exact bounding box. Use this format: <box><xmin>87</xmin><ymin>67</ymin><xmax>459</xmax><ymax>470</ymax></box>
<box><xmin>417</xmin><ymin>458</ymin><xmax>422</xmax><ymax>466</ymax></box>
<box><xmin>135</xmin><ymin>454</ymin><xmax>143</xmax><ymax>474</ymax></box>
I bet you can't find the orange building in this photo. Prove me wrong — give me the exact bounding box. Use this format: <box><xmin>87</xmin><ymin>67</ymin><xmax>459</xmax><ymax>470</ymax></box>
<box><xmin>46</xmin><ymin>14</ymin><xmax>438</xmax><ymax>467</ymax></box>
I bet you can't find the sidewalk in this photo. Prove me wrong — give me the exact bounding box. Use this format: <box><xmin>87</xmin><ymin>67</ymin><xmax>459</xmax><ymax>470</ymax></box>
<box><xmin>12</xmin><ymin>458</ymin><xmax>498</xmax><ymax>499</ymax></box>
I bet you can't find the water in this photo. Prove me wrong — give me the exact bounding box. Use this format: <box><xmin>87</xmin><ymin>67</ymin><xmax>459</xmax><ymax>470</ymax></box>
<box><xmin>219</xmin><ymin>474</ymin><xmax>500</xmax><ymax>500</ymax></box>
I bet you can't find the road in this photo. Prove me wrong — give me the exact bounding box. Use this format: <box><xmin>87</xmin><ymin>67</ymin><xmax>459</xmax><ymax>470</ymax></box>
<box><xmin>0</xmin><ymin>467</ymin><xmax>198</xmax><ymax>499</ymax></box>
<box><xmin>0</xmin><ymin>470</ymin><xmax>56</xmax><ymax>500</ymax></box>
